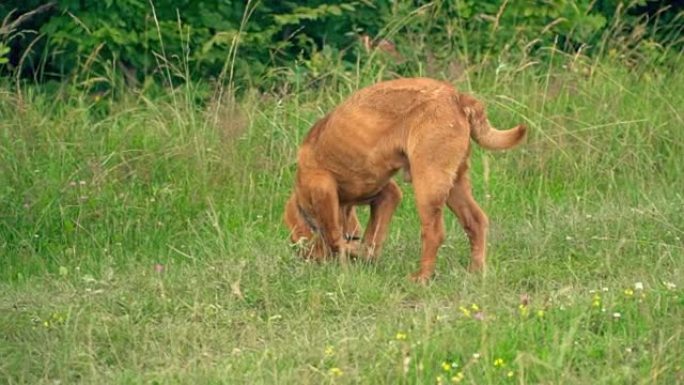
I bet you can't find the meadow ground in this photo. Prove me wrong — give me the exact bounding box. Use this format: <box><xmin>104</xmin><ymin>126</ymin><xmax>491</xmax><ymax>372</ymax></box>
<box><xmin>1</xmin><ymin>56</ymin><xmax>683</xmax><ymax>384</ymax></box>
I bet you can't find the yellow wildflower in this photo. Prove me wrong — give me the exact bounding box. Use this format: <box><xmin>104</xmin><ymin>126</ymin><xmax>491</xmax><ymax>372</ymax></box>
<box><xmin>624</xmin><ymin>288</ymin><xmax>634</xmax><ymax>297</ymax></box>
<box><xmin>324</xmin><ymin>345</ymin><xmax>335</xmax><ymax>357</ymax></box>
<box><xmin>395</xmin><ymin>332</ymin><xmax>408</xmax><ymax>341</ymax></box>
<box><xmin>459</xmin><ymin>306</ymin><xmax>471</xmax><ymax>318</ymax></box>
<box><xmin>494</xmin><ymin>358</ymin><xmax>505</xmax><ymax>367</ymax></box>
<box><xmin>470</xmin><ymin>303</ymin><xmax>480</xmax><ymax>311</ymax></box>
<box><xmin>592</xmin><ymin>293</ymin><xmax>601</xmax><ymax>308</ymax></box>
<box><xmin>329</xmin><ymin>367</ymin><xmax>343</xmax><ymax>377</ymax></box>
<box><xmin>507</xmin><ymin>370</ymin><xmax>515</xmax><ymax>378</ymax></box>
<box><xmin>451</xmin><ymin>371</ymin><xmax>465</xmax><ymax>383</ymax></box>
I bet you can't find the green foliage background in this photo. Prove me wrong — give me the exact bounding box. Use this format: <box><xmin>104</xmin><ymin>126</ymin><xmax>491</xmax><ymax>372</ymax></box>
<box><xmin>1</xmin><ymin>0</ymin><xmax>682</xmax><ymax>86</ymax></box>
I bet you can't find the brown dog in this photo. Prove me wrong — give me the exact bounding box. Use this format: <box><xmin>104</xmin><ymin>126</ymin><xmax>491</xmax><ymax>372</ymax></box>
<box><xmin>284</xmin><ymin>78</ymin><xmax>526</xmax><ymax>282</ymax></box>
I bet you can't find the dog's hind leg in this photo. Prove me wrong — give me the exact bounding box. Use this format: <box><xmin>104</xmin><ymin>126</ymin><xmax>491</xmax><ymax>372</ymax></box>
<box><xmin>406</xmin><ymin>122</ymin><xmax>468</xmax><ymax>282</ymax></box>
<box><xmin>362</xmin><ymin>180</ymin><xmax>402</xmax><ymax>260</ymax></box>
<box><xmin>406</xmin><ymin>156</ymin><xmax>463</xmax><ymax>282</ymax></box>
<box><xmin>446</xmin><ymin>162</ymin><xmax>489</xmax><ymax>272</ymax></box>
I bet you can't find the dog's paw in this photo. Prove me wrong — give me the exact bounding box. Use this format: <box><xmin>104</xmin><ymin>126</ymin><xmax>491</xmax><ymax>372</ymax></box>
<box><xmin>290</xmin><ymin>237</ymin><xmax>329</xmax><ymax>261</ymax></box>
<box><xmin>467</xmin><ymin>261</ymin><xmax>485</xmax><ymax>273</ymax></box>
<box><xmin>289</xmin><ymin>238</ymin><xmax>310</xmax><ymax>257</ymax></box>
<box><xmin>409</xmin><ymin>270</ymin><xmax>433</xmax><ymax>284</ymax></box>
<box><xmin>343</xmin><ymin>239</ymin><xmax>363</xmax><ymax>257</ymax></box>
<box><xmin>289</xmin><ymin>237</ymin><xmax>309</xmax><ymax>248</ymax></box>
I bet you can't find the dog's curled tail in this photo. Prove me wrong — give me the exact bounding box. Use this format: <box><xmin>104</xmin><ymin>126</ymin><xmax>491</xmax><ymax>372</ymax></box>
<box><xmin>459</xmin><ymin>93</ymin><xmax>527</xmax><ymax>151</ymax></box>
<box><xmin>471</xmin><ymin>122</ymin><xmax>526</xmax><ymax>150</ymax></box>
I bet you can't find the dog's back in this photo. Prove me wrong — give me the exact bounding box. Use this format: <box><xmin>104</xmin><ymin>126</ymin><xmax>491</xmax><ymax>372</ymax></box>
<box><xmin>304</xmin><ymin>78</ymin><xmax>525</xmax><ymax>168</ymax></box>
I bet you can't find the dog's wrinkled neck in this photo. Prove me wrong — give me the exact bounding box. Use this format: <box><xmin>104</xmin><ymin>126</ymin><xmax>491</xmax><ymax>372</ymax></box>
<box><xmin>297</xmin><ymin>204</ymin><xmax>319</xmax><ymax>232</ymax></box>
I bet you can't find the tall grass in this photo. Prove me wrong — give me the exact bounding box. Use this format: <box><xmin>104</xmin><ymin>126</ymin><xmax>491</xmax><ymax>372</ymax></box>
<box><xmin>1</xmin><ymin>6</ymin><xmax>683</xmax><ymax>385</ymax></box>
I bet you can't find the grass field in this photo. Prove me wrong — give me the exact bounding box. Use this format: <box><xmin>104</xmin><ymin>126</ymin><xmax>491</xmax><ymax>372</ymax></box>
<box><xmin>1</xmin><ymin>53</ymin><xmax>683</xmax><ymax>384</ymax></box>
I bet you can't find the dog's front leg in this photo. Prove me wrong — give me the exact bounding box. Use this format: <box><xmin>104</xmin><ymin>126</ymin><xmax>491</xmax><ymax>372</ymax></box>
<box><xmin>341</xmin><ymin>205</ymin><xmax>362</xmax><ymax>242</ymax></box>
<box><xmin>362</xmin><ymin>180</ymin><xmax>402</xmax><ymax>260</ymax></box>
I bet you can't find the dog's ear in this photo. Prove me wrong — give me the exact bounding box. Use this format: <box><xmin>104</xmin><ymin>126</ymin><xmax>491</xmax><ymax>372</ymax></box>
<box><xmin>459</xmin><ymin>93</ymin><xmax>485</xmax><ymax>125</ymax></box>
